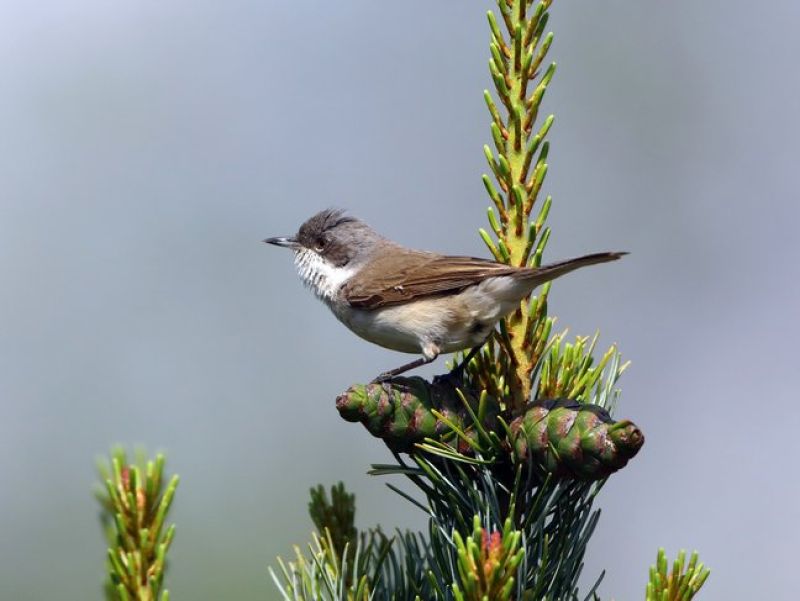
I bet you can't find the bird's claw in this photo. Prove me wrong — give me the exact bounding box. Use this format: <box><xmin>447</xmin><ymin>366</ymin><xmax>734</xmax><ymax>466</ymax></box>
<box><xmin>371</xmin><ymin>372</ymin><xmax>394</xmax><ymax>385</ymax></box>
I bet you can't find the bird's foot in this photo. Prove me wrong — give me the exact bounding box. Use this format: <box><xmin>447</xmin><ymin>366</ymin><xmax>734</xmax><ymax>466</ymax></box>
<box><xmin>370</xmin><ymin>373</ymin><xmax>417</xmax><ymax>397</ymax></box>
<box><xmin>371</xmin><ymin>372</ymin><xmax>395</xmax><ymax>385</ymax></box>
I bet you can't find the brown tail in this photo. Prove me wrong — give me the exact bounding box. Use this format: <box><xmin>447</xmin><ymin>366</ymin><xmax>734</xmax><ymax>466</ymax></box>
<box><xmin>518</xmin><ymin>251</ymin><xmax>627</xmax><ymax>287</ymax></box>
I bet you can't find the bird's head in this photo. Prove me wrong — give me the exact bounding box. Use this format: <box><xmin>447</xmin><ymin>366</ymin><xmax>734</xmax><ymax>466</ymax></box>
<box><xmin>264</xmin><ymin>209</ymin><xmax>383</xmax><ymax>299</ymax></box>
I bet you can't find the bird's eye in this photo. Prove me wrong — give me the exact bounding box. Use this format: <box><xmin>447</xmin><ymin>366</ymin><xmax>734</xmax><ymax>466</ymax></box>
<box><xmin>315</xmin><ymin>238</ymin><xmax>327</xmax><ymax>252</ymax></box>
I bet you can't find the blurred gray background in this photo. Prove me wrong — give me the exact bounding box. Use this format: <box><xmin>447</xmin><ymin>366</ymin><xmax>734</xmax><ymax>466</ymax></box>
<box><xmin>2</xmin><ymin>0</ymin><xmax>798</xmax><ymax>598</ymax></box>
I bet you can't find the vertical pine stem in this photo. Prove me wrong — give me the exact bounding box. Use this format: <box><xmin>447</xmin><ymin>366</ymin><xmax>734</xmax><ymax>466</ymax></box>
<box><xmin>483</xmin><ymin>0</ymin><xmax>556</xmax><ymax>411</ymax></box>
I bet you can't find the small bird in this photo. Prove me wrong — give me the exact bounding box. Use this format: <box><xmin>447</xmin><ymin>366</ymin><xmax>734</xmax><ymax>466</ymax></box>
<box><xmin>265</xmin><ymin>209</ymin><xmax>624</xmax><ymax>381</ymax></box>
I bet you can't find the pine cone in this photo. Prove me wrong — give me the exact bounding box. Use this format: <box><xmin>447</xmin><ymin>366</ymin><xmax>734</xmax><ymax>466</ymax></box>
<box><xmin>509</xmin><ymin>398</ymin><xmax>644</xmax><ymax>480</ymax></box>
<box><xmin>336</xmin><ymin>377</ymin><xmax>496</xmax><ymax>453</ymax></box>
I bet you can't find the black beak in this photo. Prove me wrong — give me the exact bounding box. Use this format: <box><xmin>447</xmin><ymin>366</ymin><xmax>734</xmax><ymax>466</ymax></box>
<box><xmin>263</xmin><ymin>236</ymin><xmax>298</xmax><ymax>249</ymax></box>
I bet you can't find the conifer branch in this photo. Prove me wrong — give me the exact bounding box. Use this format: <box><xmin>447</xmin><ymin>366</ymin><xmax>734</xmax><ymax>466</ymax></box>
<box><xmin>479</xmin><ymin>0</ymin><xmax>560</xmax><ymax>411</ymax></box>
<box><xmin>96</xmin><ymin>449</ymin><xmax>178</xmax><ymax>601</ymax></box>
<box><xmin>309</xmin><ymin>483</ymin><xmax>358</xmax><ymax>561</ymax></box>
<box><xmin>646</xmin><ymin>549</ymin><xmax>711</xmax><ymax>601</ymax></box>
<box><xmin>451</xmin><ymin>516</ymin><xmax>524</xmax><ymax>601</ymax></box>
<box><xmin>271</xmin><ymin>483</ymin><xmax>432</xmax><ymax>601</ymax></box>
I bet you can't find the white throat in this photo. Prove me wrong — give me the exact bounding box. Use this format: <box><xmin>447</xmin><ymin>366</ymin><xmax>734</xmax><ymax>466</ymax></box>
<box><xmin>294</xmin><ymin>248</ymin><xmax>354</xmax><ymax>301</ymax></box>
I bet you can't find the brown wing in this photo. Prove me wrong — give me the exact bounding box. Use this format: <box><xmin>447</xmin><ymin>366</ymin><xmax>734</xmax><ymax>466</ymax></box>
<box><xmin>342</xmin><ymin>251</ymin><xmax>518</xmax><ymax>309</ymax></box>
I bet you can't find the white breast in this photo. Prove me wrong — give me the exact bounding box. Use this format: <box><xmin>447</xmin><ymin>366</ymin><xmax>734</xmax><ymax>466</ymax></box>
<box><xmin>294</xmin><ymin>249</ymin><xmax>355</xmax><ymax>301</ymax></box>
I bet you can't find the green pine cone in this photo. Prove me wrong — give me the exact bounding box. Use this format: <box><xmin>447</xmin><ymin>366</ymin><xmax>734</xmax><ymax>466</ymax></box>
<box><xmin>336</xmin><ymin>377</ymin><xmax>496</xmax><ymax>453</ymax></box>
<box><xmin>509</xmin><ymin>398</ymin><xmax>644</xmax><ymax>480</ymax></box>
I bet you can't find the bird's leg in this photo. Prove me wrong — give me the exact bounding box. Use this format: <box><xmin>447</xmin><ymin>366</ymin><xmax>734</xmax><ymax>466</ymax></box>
<box><xmin>372</xmin><ymin>357</ymin><xmax>434</xmax><ymax>383</ymax></box>
<box><xmin>372</xmin><ymin>342</ymin><xmax>440</xmax><ymax>383</ymax></box>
